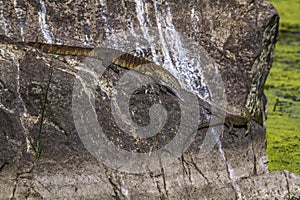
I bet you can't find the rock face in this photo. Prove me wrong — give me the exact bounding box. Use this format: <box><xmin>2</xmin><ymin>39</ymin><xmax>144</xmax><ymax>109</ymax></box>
<box><xmin>0</xmin><ymin>0</ymin><xmax>299</xmax><ymax>199</ymax></box>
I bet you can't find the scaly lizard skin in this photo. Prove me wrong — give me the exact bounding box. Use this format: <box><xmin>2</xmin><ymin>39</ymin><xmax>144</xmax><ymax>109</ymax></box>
<box><xmin>198</xmin><ymin>107</ymin><xmax>251</xmax><ymax>135</ymax></box>
<box><xmin>20</xmin><ymin>42</ymin><xmax>181</xmax><ymax>96</ymax></box>
<box><xmin>20</xmin><ymin>42</ymin><xmax>252</xmax><ymax>134</ymax></box>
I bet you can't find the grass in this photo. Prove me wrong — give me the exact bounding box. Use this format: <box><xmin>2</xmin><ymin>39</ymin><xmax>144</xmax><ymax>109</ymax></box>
<box><xmin>32</xmin><ymin>66</ymin><xmax>53</xmax><ymax>159</ymax></box>
<box><xmin>265</xmin><ymin>0</ymin><xmax>300</xmax><ymax>175</ymax></box>
<box><xmin>268</xmin><ymin>0</ymin><xmax>300</xmax><ymax>33</ymax></box>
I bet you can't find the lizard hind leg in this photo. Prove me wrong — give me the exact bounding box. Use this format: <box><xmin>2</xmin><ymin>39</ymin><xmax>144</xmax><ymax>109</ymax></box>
<box><xmin>225</xmin><ymin>121</ymin><xmax>233</xmax><ymax>133</ymax></box>
<box><xmin>225</xmin><ymin>121</ymin><xmax>239</xmax><ymax>137</ymax></box>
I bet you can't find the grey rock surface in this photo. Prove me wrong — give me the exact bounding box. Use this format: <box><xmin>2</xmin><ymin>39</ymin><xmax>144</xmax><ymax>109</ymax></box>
<box><xmin>0</xmin><ymin>0</ymin><xmax>299</xmax><ymax>199</ymax></box>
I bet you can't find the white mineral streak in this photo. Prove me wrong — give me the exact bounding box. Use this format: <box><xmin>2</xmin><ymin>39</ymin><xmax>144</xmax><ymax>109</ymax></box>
<box><xmin>215</xmin><ymin>128</ymin><xmax>242</xmax><ymax>200</ymax></box>
<box><xmin>154</xmin><ymin>1</ymin><xmax>211</xmax><ymax>101</ymax></box>
<box><xmin>190</xmin><ymin>0</ymin><xmax>200</xmax><ymax>30</ymax></box>
<box><xmin>134</xmin><ymin>0</ymin><xmax>158</xmax><ymax>59</ymax></box>
<box><xmin>38</xmin><ymin>0</ymin><xmax>54</xmax><ymax>43</ymax></box>
<box><xmin>0</xmin><ymin>44</ymin><xmax>32</xmax><ymax>152</ymax></box>
<box><xmin>129</xmin><ymin>21</ymin><xmax>140</xmax><ymax>49</ymax></box>
<box><xmin>84</xmin><ymin>33</ymin><xmax>94</xmax><ymax>46</ymax></box>
<box><xmin>0</xmin><ymin>103</ymin><xmax>14</xmax><ymax>114</ymax></box>
<box><xmin>152</xmin><ymin>0</ymin><xmax>176</xmax><ymax>73</ymax></box>
<box><xmin>0</xmin><ymin>2</ymin><xmax>10</xmax><ymax>36</ymax></box>
<box><xmin>100</xmin><ymin>0</ymin><xmax>117</xmax><ymax>47</ymax></box>
<box><xmin>120</xmin><ymin>178</ymin><xmax>129</xmax><ymax>198</ymax></box>
<box><xmin>15</xmin><ymin>58</ymin><xmax>31</xmax><ymax>152</ymax></box>
<box><xmin>13</xmin><ymin>0</ymin><xmax>25</xmax><ymax>41</ymax></box>
<box><xmin>165</xmin><ymin>2</ymin><xmax>202</xmax><ymax>92</ymax></box>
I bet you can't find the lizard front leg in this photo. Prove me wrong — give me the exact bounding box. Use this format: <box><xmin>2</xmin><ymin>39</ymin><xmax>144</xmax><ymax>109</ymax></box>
<box><xmin>224</xmin><ymin>121</ymin><xmax>240</xmax><ymax>137</ymax></box>
<box><xmin>245</xmin><ymin>121</ymin><xmax>251</xmax><ymax>136</ymax></box>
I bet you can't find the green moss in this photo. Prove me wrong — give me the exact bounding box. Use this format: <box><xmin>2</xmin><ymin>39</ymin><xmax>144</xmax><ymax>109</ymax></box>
<box><xmin>265</xmin><ymin>0</ymin><xmax>300</xmax><ymax>175</ymax></box>
<box><xmin>268</xmin><ymin>0</ymin><xmax>300</xmax><ymax>33</ymax></box>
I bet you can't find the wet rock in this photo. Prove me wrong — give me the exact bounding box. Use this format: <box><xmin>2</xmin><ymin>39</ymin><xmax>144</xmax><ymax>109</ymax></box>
<box><xmin>0</xmin><ymin>0</ymin><xmax>299</xmax><ymax>199</ymax></box>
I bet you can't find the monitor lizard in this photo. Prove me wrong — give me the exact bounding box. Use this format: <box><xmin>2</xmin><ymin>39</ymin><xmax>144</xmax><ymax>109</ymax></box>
<box><xmin>182</xmin><ymin>107</ymin><xmax>251</xmax><ymax>152</ymax></box>
<box><xmin>19</xmin><ymin>41</ymin><xmax>181</xmax><ymax>97</ymax></box>
<box><xmin>19</xmin><ymin>41</ymin><xmax>252</xmax><ymax>135</ymax></box>
<box><xmin>197</xmin><ymin>107</ymin><xmax>251</xmax><ymax>135</ymax></box>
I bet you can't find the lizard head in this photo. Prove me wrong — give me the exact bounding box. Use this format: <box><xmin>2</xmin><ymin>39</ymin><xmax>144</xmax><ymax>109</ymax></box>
<box><xmin>241</xmin><ymin>107</ymin><xmax>250</xmax><ymax>119</ymax></box>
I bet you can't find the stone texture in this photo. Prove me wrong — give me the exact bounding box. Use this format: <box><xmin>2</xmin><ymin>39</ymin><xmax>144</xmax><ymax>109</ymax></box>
<box><xmin>1</xmin><ymin>0</ymin><xmax>278</xmax><ymax>116</ymax></box>
<box><xmin>0</xmin><ymin>0</ymin><xmax>299</xmax><ymax>199</ymax></box>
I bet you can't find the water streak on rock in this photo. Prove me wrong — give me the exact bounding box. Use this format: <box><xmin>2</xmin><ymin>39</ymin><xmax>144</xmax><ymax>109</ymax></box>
<box><xmin>14</xmin><ymin>57</ymin><xmax>31</xmax><ymax>152</ymax></box>
<box><xmin>100</xmin><ymin>0</ymin><xmax>117</xmax><ymax>47</ymax></box>
<box><xmin>152</xmin><ymin>0</ymin><xmax>176</xmax><ymax>75</ymax></box>
<box><xmin>134</xmin><ymin>0</ymin><xmax>158</xmax><ymax>58</ymax></box>
<box><xmin>38</xmin><ymin>0</ymin><xmax>53</xmax><ymax>43</ymax></box>
<box><xmin>13</xmin><ymin>0</ymin><xmax>25</xmax><ymax>41</ymax></box>
<box><xmin>215</xmin><ymin>128</ymin><xmax>242</xmax><ymax>199</ymax></box>
<box><xmin>0</xmin><ymin>2</ymin><xmax>9</xmax><ymax>36</ymax></box>
<box><xmin>132</xmin><ymin>1</ymin><xmax>207</xmax><ymax>101</ymax></box>
<box><xmin>0</xmin><ymin>103</ymin><xmax>14</xmax><ymax>114</ymax></box>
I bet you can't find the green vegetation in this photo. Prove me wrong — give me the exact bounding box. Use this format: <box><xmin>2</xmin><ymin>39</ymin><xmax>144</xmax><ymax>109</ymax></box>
<box><xmin>268</xmin><ymin>0</ymin><xmax>300</xmax><ymax>33</ymax></box>
<box><xmin>265</xmin><ymin>0</ymin><xmax>300</xmax><ymax>175</ymax></box>
<box><xmin>32</xmin><ymin>66</ymin><xmax>53</xmax><ymax>159</ymax></box>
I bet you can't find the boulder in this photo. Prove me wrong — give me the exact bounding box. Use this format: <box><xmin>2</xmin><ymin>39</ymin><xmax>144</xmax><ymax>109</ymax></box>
<box><xmin>0</xmin><ymin>0</ymin><xmax>299</xmax><ymax>199</ymax></box>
